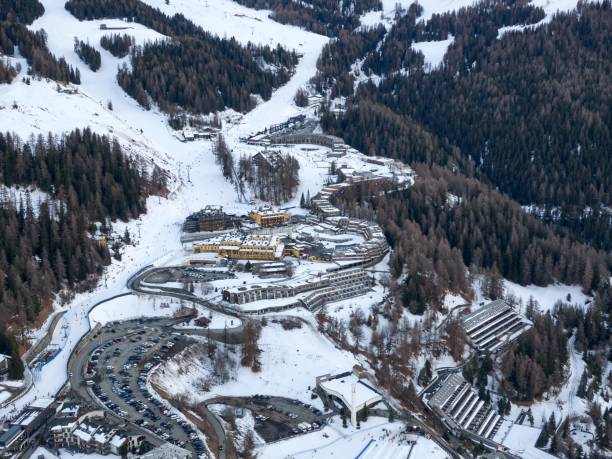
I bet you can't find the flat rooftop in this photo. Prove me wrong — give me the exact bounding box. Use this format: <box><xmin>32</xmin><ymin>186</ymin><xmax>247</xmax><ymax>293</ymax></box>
<box><xmin>319</xmin><ymin>374</ymin><xmax>382</xmax><ymax>410</ymax></box>
<box><xmin>462</xmin><ymin>299</ymin><xmax>510</xmax><ymax>331</ymax></box>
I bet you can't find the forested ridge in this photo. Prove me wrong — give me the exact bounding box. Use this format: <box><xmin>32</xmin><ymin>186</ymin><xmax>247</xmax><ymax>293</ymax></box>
<box><xmin>333</xmin><ymin>164</ymin><xmax>610</xmax><ymax>313</ymax></box>
<box><xmin>116</xmin><ymin>38</ymin><xmax>293</xmax><ymax>114</ymax></box>
<box><xmin>323</xmin><ymin>1</ymin><xmax>612</xmax><ymax>250</ymax></box>
<box><xmin>231</xmin><ymin>0</ymin><xmax>382</xmax><ymax>36</ymax></box>
<box><xmin>99</xmin><ymin>33</ymin><xmax>134</xmax><ymax>58</ymax></box>
<box><xmin>65</xmin><ymin>0</ymin><xmax>298</xmax><ymax>114</ymax></box>
<box><xmin>0</xmin><ymin>22</ymin><xmax>81</xmax><ymax>85</ymax></box>
<box><xmin>0</xmin><ymin>0</ymin><xmax>44</xmax><ymax>24</ymax></box>
<box><xmin>311</xmin><ymin>25</ymin><xmax>386</xmax><ymax>98</ymax></box>
<box><xmin>0</xmin><ymin>129</ymin><xmax>167</xmax><ymax>355</ymax></box>
<box><xmin>0</xmin><ymin>0</ymin><xmax>82</xmax><ymax>84</ymax></box>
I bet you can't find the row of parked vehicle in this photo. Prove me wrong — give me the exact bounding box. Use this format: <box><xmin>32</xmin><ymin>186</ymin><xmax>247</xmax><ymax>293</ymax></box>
<box><xmin>88</xmin><ymin>326</ymin><xmax>210</xmax><ymax>458</ymax></box>
<box><xmin>135</xmin><ymin>357</ymin><xmax>208</xmax><ymax>457</ymax></box>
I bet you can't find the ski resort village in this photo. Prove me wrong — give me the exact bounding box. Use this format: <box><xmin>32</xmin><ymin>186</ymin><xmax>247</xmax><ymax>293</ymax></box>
<box><xmin>0</xmin><ymin>0</ymin><xmax>610</xmax><ymax>459</ymax></box>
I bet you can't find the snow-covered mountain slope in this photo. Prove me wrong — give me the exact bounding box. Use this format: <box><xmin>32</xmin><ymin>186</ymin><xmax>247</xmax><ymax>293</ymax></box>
<box><xmin>0</xmin><ymin>0</ymin><xmax>596</xmax><ymax>441</ymax></box>
<box><xmin>0</xmin><ymin>0</ymin><xmax>328</xmax><ymax>417</ymax></box>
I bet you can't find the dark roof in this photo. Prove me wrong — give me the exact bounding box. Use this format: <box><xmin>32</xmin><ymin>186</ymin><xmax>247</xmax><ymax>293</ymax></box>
<box><xmin>0</xmin><ymin>425</ymin><xmax>22</xmax><ymax>446</ymax></box>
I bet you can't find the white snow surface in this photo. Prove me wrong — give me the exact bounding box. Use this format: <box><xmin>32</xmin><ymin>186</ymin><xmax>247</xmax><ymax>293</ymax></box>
<box><xmin>411</xmin><ymin>36</ymin><xmax>454</xmax><ymax>70</ymax></box>
<box><xmin>503</xmin><ymin>280</ymin><xmax>590</xmax><ymax>312</ymax></box>
<box><xmin>88</xmin><ymin>294</ymin><xmax>183</xmax><ymax>326</ymax></box>
<box><xmin>258</xmin><ymin>418</ymin><xmax>446</xmax><ymax>459</ymax></box>
<box><xmin>499</xmin><ymin>424</ymin><xmax>556</xmax><ymax>459</ymax></box>
<box><xmin>157</xmin><ymin>320</ymin><xmax>362</xmax><ymax>408</ymax></box>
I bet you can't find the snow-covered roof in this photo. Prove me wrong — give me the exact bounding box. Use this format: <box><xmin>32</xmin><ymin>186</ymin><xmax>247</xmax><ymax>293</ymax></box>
<box><xmin>15</xmin><ymin>410</ymin><xmax>39</xmax><ymax>427</ymax></box>
<box><xmin>29</xmin><ymin>397</ymin><xmax>54</xmax><ymax>410</ymax></box>
<box><xmin>462</xmin><ymin>299</ymin><xmax>510</xmax><ymax>330</ymax></box>
<box><xmin>319</xmin><ymin>374</ymin><xmax>382</xmax><ymax>412</ymax></box>
<box><xmin>74</xmin><ymin>428</ymin><xmax>93</xmax><ymax>442</ymax></box>
<box><xmin>500</xmin><ymin>424</ymin><xmax>556</xmax><ymax>459</ymax></box>
<box><xmin>109</xmin><ymin>434</ymin><xmax>126</xmax><ymax>448</ymax></box>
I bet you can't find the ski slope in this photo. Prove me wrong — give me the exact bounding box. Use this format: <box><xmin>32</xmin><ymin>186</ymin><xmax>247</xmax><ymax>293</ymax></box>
<box><xmin>258</xmin><ymin>419</ymin><xmax>445</xmax><ymax>459</ymax></box>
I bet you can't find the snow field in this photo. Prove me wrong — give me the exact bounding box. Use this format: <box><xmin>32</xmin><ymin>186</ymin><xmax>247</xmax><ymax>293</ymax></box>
<box><xmin>257</xmin><ymin>418</ymin><xmax>445</xmax><ymax>459</ymax></box>
<box><xmin>31</xmin><ymin>447</ymin><xmax>119</xmax><ymax>459</ymax></box>
<box><xmin>155</xmin><ymin>320</ymin><xmax>363</xmax><ymax>410</ymax></box>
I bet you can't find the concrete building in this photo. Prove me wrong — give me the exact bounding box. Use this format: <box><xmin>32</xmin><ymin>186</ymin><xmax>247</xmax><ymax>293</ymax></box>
<box><xmin>252</xmin><ymin>150</ymin><xmax>283</xmax><ymax>168</ymax></box>
<box><xmin>249</xmin><ymin>206</ymin><xmax>290</xmax><ymax>227</ymax></box>
<box><xmin>0</xmin><ymin>398</ymin><xmax>54</xmax><ymax>455</ymax></box>
<box><xmin>182</xmin><ymin>205</ymin><xmax>239</xmax><ymax>233</ymax></box>
<box><xmin>193</xmin><ymin>232</ymin><xmax>285</xmax><ymax>261</ymax></box>
<box><xmin>223</xmin><ymin>269</ymin><xmax>371</xmax><ymax>311</ymax></box>
<box><xmin>49</xmin><ymin>416</ymin><xmax>143</xmax><ymax>455</ymax></box>
<box><xmin>461</xmin><ymin>300</ymin><xmax>532</xmax><ymax>353</ymax></box>
<box><xmin>427</xmin><ymin>373</ymin><xmax>503</xmax><ymax>441</ymax></box>
<box><xmin>317</xmin><ymin>372</ymin><xmax>383</xmax><ymax>426</ymax></box>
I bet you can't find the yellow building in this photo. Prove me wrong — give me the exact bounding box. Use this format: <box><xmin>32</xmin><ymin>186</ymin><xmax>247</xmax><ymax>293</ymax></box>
<box><xmin>248</xmin><ymin>207</ymin><xmax>290</xmax><ymax>227</ymax></box>
<box><xmin>192</xmin><ymin>233</ymin><xmax>285</xmax><ymax>261</ymax></box>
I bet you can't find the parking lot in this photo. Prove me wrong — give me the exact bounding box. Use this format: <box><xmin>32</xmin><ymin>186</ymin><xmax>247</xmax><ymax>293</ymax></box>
<box><xmin>72</xmin><ymin>319</ymin><xmax>208</xmax><ymax>458</ymax></box>
<box><xmin>207</xmin><ymin>395</ymin><xmax>328</xmax><ymax>443</ymax></box>
<box><xmin>142</xmin><ymin>267</ymin><xmax>234</xmax><ymax>284</ymax></box>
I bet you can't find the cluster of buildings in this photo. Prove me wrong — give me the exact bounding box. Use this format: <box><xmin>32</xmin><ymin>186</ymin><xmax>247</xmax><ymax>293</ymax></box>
<box><xmin>423</xmin><ymin>299</ymin><xmax>534</xmax><ymax>452</ymax></box>
<box><xmin>179</xmin><ymin>126</ymin><xmax>218</xmax><ymax>142</ymax></box>
<box><xmin>310</xmin><ymin>177</ymin><xmax>395</xmax><ymax>218</ymax></box>
<box><xmin>49</xmin><ymin>409</ymin><xmax>142</xmax><ymax>456</ymax></box>
<box><xmin>0</xmin><ymin>398</ymin><xmax>54</xmax><ymax>456</ymax></box>
<box><xmin>193</xmin><ymin>232</ymin><xmax>288</xmax><ymax>261</ymax></box>
<box><xmin>330</xmin><ymin>218</ymin><xmax>389</xmax><ymax>268</ymax></box>
<box><xmin>183</xmin><ymin>205</ymin><xmax>289</xmax><ymax>236</ymax></box>
<box><xmin>0</xmin><ymin>399</ymin><xmax>152</xmax><ymax>458</ymax></box>
<box><xmin>49</xmin><ymin>420</ymin><xmax>138</xmax><ymax>455</ymax></box>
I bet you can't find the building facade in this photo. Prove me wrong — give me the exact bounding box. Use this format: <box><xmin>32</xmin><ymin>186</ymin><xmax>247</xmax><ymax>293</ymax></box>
<box><xmin>248</xmin><ymin>207</ymin><xmax>290</xmax><ymax>227</ymax></box>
